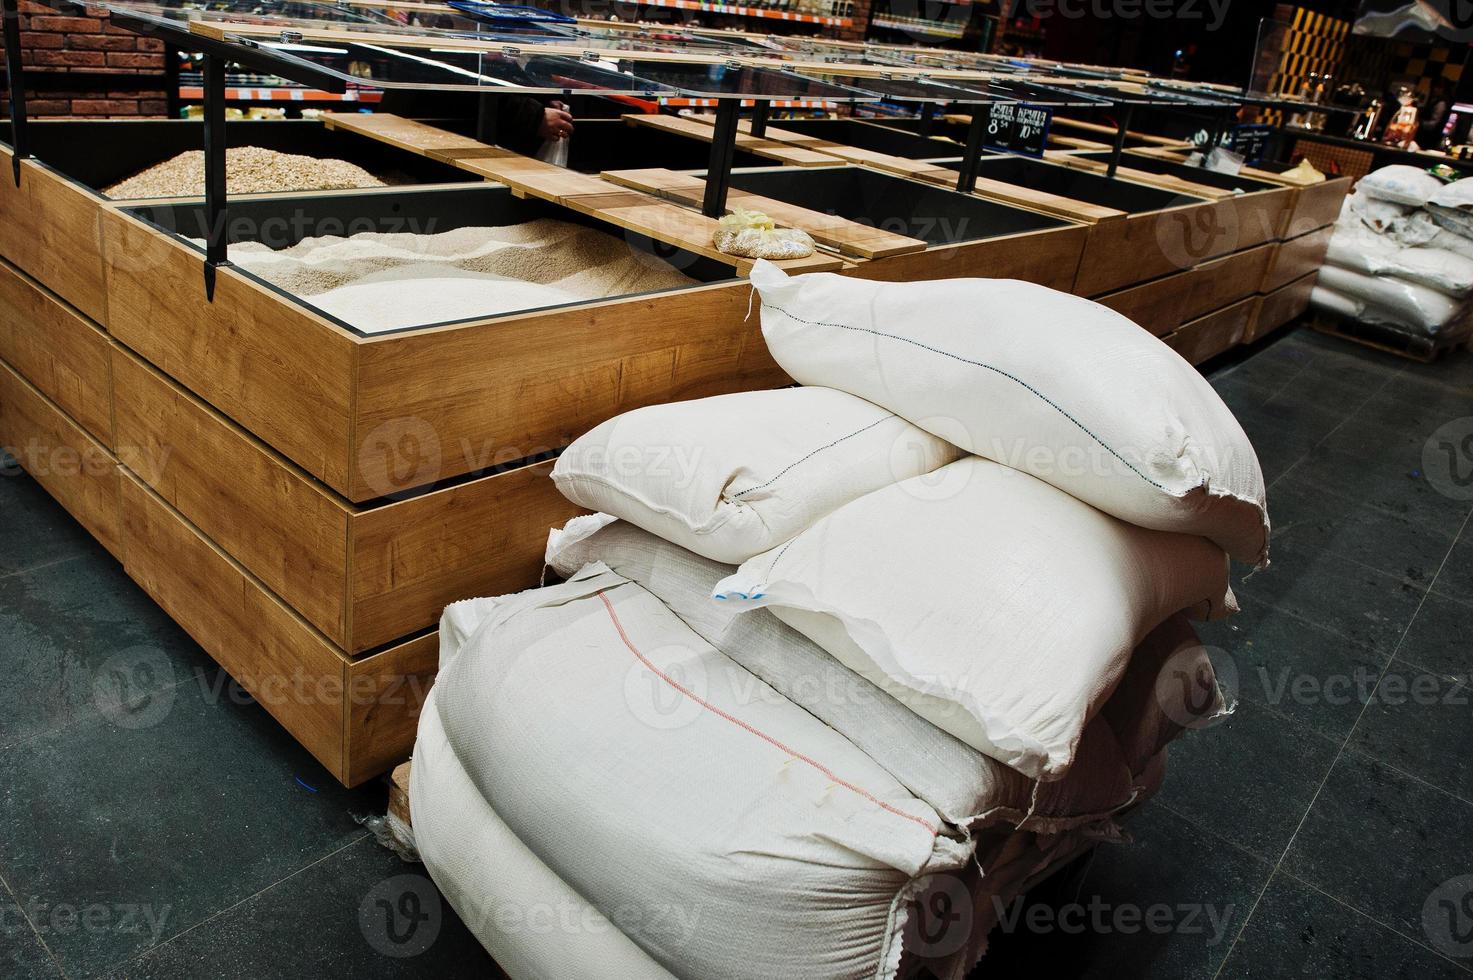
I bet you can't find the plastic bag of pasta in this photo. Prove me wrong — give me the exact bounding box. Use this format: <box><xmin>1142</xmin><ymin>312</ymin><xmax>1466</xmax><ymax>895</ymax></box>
<box><xmin>713</xmin><ymin>209</ymin><xmax>816</xmax><ymax>260</ymax></box>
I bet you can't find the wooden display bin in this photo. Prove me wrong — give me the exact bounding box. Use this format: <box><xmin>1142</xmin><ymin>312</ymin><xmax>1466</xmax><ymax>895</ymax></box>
<box><xmin>715</xmin><ymin>165</ymin><xmax>1087</xmax><ymax>290</ymax></box>
<box><xmin>0</xmin><ymin>120</ymin><xmax>466</xmax><ymax>326</ymax></box>
<box><xmin>755</xmin><ymin>117</ymin><xmax>974</xmax><ymax>161</ymax></box>
<box><xmin>1162</xmin><ymin>296</ymin><xmax>1258</xmax><ymax>365</ymax></box>
<box><xmin>102</xmin><ymin>184</ymin><xmax>795</xmax><ymax>502</ymax></box>
<box><xmin>1262</xmin><ymin>225</ymin><xmax>1335</xmax><ymax>293</ymax></box>
<box><xmin>1248</xmin><ymin>271</ymin><xmax>1318</xmax><ymax>342</ymax></box>
<box><xmin>1097</xmin><ymin>242</ymin><xmax>1274</xmax><ymax>337</ymax></box>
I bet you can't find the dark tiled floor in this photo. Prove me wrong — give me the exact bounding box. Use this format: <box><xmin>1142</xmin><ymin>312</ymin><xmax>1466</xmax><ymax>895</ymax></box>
<box><xmin>1</xmin><ymin>323</ymin><xmax>1471</xmax><ymax>978</ymax></box>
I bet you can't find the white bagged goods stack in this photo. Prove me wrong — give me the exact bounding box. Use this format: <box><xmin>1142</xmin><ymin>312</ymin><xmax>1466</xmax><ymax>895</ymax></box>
<box><xmin>417</xmin><ymin>265</ymin><xmax>1257</xmax><ymax>979</ymax></box>
<box><xmin>1312</xmin><ymin>166</ymin><xmax>1473</xmax><ymax>342</ymax></box>
<box><xmin>551</xmin><ymin>387</ymin><xmax>962</xmax><ymax>564</ymax></box>
<box><xmin>744</xmin><ymin>261</ymin><xmax>1269</xmax><ymax>567</ymax></box>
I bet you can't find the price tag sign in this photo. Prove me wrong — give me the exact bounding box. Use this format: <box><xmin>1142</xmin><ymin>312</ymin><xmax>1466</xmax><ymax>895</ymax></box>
<box><xmin>981</xmin><ymin>102</ymin><xmax>1053</xmax><ymax>158</ymax></box>
<box><xmin>1227</xmin><ymin>124</ymin><xmax>1273</xmax><ymax>165</ymax></box>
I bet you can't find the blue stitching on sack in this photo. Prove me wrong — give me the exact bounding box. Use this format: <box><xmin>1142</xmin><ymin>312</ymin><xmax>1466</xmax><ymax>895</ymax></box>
<box><xmin>762</xmin><ymin>303</ymin><xmax>1166</xmax><ymax>491</ymax></box>
<box><xmin>730</xmin><ymin>414</ymin><xmax>899</xmax><ymax>499</ymax></box>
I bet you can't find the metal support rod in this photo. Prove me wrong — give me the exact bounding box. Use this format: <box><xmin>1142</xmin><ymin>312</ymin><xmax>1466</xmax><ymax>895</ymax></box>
<box><xmin>955</xmin><ymin>108</ymin><xmax>987</xmax><ymax>195</ymax></box>
<box><xmin>202</xmin><ymin>53</ymin><xmax>228</xmax><ymax>301</ymax></box>
<box><xmin>749</xmin><ymin>99</ymin><xmax>769</xmax><ymax>139</ymax></box>
<box><xmin>703</xmin><ymin>96</ymin><xmax>741</xmax><ymax>219</ymax></box>
<box><xmin>476</xmin><ymin>91</ymin><xmax>499</xmax><ymax>145</ymax></box>
<box><xmin>918</xmin><ymin>101</ymin><xmax>936</xmax><ymax>138</ymax></box>
<box><xmin>2</xmin><ymin>0</ymin><xmax>28</xmax><ymax>186</ymax></box>
<box><xmin>1105</xmin><ymin>103</ymin><xmax>1133</xmax><ymax>178</ymax></box>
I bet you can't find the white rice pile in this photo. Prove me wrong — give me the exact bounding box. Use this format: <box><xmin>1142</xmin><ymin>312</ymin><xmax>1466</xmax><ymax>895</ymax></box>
<box><xmin>222</xmin><ymin>220</ymin><xmax>696</xmax><ymax>332</ymax></box>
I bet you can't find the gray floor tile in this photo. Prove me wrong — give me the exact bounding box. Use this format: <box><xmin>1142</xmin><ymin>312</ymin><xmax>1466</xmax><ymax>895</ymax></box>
<box><xmin>1350</xmin><ymin>659</ymin><xmax>1473</xmax><ymax>804</ymax></box>
<box><xmin>0</xmin><ymin>453</ymin><xmax>107</xmax><ymax>577</ymax></box>
<box><xmin>1397</xmin><ymin>592</ymin><xmax>1473</xmax><ymax>679</ymax></box>
<box><xmin>0</xmin><ymin>882</ymin><xmax>64</xmax><ymax>980</ymax></box>
<box><xmin>0</xmin><ymin>671</ymin><xmax>382</xmax><ymax>976</ymax></box>
<box><xmin>1220</xmin><ymin>870</ymin><xmax>1471</xmax><ymax>979</ymax></box>
<box><xmin>1282</xmin><ymin>752</ymin><xmax>1473</xmax><ymax>943</ymax></box>
<box><xmin>1155</xmin><ymin>700</ymin><xmax>1340</xmax><ymax>862</ymax></box>
<box><xmin>106</xmin><ymin>838</ymin><xmax>496</xmax><ymax>979</ymax></box>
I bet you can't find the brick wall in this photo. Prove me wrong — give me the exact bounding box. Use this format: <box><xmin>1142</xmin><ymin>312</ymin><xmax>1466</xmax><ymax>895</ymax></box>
<box><xmin>836</xmin><ymin>0</ymin><xmax>872</xmax><ymax>42</ymax></box>
<box><xmin>1</xmin><ymin>1</ymin><xmax>168</xmax><ymax>118</ymax></box>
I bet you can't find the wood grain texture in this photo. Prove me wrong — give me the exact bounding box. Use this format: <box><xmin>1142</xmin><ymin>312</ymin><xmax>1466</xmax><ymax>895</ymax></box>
<box><xmin>621</xmin><ymin>113</ymin><xmax>844</xmax><ymax>167</ymax></box>
<box><xmin>851</xmin><ymin>223</ymin><xmax>1087</xmax><ymax>292</ymax></box>
<box><xmin>1098</xmin><ymin>243</ymin><xmax>1274</xmax><ymax>336</ymax></box>
<box><xmin>1282</xmin><ymin>177</ymin><xmax>1352</xmax><ymax>238</ymax></box>
<box><xmin>909</xmin><ymin>168</ymin><xmax>1128</xmax><ymax>225</ymax></box>
<box><xmin>342</xmin><ymin>633</ymin><xmax>439</xmax><ymax>787</ymax></box>
<box><xmin>352</xmin><ymin>281</ymin><xmax>786</xmax><ymax>499</ymax></box>
<box><xmin>0</xmin><ymin>358</ymin><xmax>121</xmax><ymax>558</ymax></box>
<box><xmin>1262</xmin><ymin>225</ymin><xmax>1334</xmax><ymax>293</ymax></box>
<box><xmin>321</xmin><ymin>112</ymin><xmax>496</xmax><ymax>158</ymax></box>
<box><xmin>1163</xmin><ymin>297</ymin><xmax>1256</xmax><ymax>365</ymax></box>
<box><xmin>601</xmin><ymin>168</ymin><xmax>927</xmax><ymax>259</ymax></box>
<box><xmin>0</xmin><ymin>257</ymin><xmax>113</xmax><ymax>445</ymax></box>
<box><xmin>111</xmin><ymin>347</ymin><xmax>354</xmax><ymax>646</ymax></box>
<box><xmin>1248</xmin><ymin>271</ymin><xmax>1317</xmax><ymax>342</ymax></box>
<box><xmin>117</xmin><ymin>471</ymin><xmax>348</xmax><ymax>779</ymax></box>
<box><xmin>1044</xmin><ymin>152</ymin><xmax>1234</xmax><ymax>200</ymax></box>
<box><xmin>0</xmin><ymin>151</ymin><xmax>109</xmax><ymax>324</ymax></box>
<box><xmin>99</xmin><ymin>207</ymin><xmax>358</xmax><ymax>493</ymax></box>
<box><xmin>349</xmin><ymin>459</ymin><xmax>585</xmax><ymax>651</ymax></box>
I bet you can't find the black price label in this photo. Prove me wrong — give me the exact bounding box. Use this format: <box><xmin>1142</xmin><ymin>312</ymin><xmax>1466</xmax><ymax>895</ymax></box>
<box><xmin>982</xmin><ymin>103</ymin><xmax>1053</xmax><ymax>158</ymax></box>
<box><xmin>1227</xmin><ymin>124</ymin><xmax>1273</xmax><ymax>164</ymax></box>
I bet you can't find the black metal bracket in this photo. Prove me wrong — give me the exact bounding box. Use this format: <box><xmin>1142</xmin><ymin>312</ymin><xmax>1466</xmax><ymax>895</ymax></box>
<box><xmin>2</xmin><ymin>0</ymin><xmax>28</xmax><ymax>186</ymax></box>
<box><xmin>703</xmin><ymin>95</ymin><xmax>742</xmax><ymax>218</ymax></box>
<box><xmin>955</xmin><ymin>108</ymin><xmax>987</xmax><ymax>195</ymax></box>
<box><xmin>475</xmin><ymin>91</ymin><xmax>499</xmax><ymax>146</ymax></box>
<box><xmin>202</xmin><ymin>53</ymin><xmax>228</xmax><ymax>301</ymax></box>
<box><xmin>918</xmin><ymin>101</ymin><xmax>936</xmax><ymax>138</ymax></box>
<box><xmin>748</xmin><ymin>98</ymin><xmax>769</xmax><ymax>140</ymax></box>
<box><xmin>1106</xmin><ymin>103</ymin><xmax>1133</xmax><ymax>178</ymax></box>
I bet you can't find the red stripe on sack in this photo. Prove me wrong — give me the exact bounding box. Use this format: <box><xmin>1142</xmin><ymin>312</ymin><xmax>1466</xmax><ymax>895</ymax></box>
<box><xmin>596</xmin><ymin>590</ymin><xmax>938</xmax><ymax>836</ymax></box>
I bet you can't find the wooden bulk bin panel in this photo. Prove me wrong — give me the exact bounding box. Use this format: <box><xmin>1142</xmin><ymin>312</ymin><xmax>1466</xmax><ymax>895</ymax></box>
<box><xmin>0</xmin><ymin>151</ymin><xmax>109</xmax><ymax>324</ymax></box>
<box><xmin>0</xmin><ymin>257</ymin><xmax>114</xmax><ymax>446</ymax></box>
<box><xmin>351</xmin><ymin>281</ymin><xmax>787</xmax><ymax>502</ymax></box>
<box><xmin>1281</xmin><ymin>177</ymin><xmax>1352</xmax><ymax>239</ymax></box>
<box><xmin>113</xmin><ymin>346</ymin><xmax>586</xmax><ymax>653</ymax></box>
<box><xmin>100</xmin><ymin>208</ymin><xmax>359</xmax><ymax>493</ymax></box>
<box><xmin>0</xmin><ymin>359</ymin><xmax>121</xmax><ymax>558</ymax></box>
<box><xmin>1248</xmin><ymin>272</ymin><xmax>1318</xmax><ymax>343</ymax></box>
<box><xmin>1262</xmin><ymin>225</ymin><xmax>1334</xmax><ymax>294</ymax></box>
<box><xmin>847</xmin><ymin>224</ymin><xmax>1087</xmax><ymax>293</ymax></box>
<box><xmin>1164</xmin><ymin>297</ymin><xmax>1257</xmax><ymax>365</ymax></box>
<box><xmin>342</xmin><ymin>633</ymin><xmax>439</xmax><ymax>788</ymax></box>
<box><xmin>1098</xmin><ymin>243</ymin><xmax>1274</xmax><ymax>337</ymax></box>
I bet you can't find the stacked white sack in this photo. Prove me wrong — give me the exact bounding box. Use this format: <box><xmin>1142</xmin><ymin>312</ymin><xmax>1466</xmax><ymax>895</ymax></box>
<box><xmin>1312</xmin><ymin>165</ymin><xmax>1473</xmax><ymax>341</ymax></box>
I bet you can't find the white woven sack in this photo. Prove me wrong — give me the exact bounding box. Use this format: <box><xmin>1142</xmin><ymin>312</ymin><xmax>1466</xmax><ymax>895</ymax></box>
<box><xmin>1346</xmin><ymin>187</ymin><xmax>1413</xmax><ymax>234</ymax></box>
<box><xmin>1356</xmin><ymin>165</ymin><xmax>1443</xmax><ymax>206</ymax></box>
<box><xmin>544</xmin><ymin>516</ymin><xmax>1227</xmax><ymax>828</ymax></box>
<box><xmin>550</xmin><ymin>387</ymin><xmax>961</xmax><ymax>564</ymax></box>
<box><xmin>713</xmin><ymin>456</ymin><xmax>1234</xmax><ymax>781</ymax></box>
<box><xmin>1325</xmin><ymin>234</ymin><xmax>1473</xmax><ymax>297</ymax></box>
<box><xmin>747</xmin><ymin>261</ymin><xmax>1268</xmax><ymax>566</ymax></box>
<box><xmin>435</xmin><ymin>564</ymin><xmax>969</xmax><ymax>980</ymax></box>
<box><xmin>1316</xmin><ymin>263</ymin><xmax>1461</xmax><ymax>333</ymax></box>
<box><xmin>1309</xmin><ymin>284</ymin><xmax>1366</xmax><ymax>320</ymax></box>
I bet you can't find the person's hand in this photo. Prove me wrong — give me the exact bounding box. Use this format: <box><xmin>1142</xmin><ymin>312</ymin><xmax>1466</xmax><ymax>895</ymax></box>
<box><xmin>539</xmin><ymin>102</ymin><xmax>574</xmax><ymax>142</ymax></box>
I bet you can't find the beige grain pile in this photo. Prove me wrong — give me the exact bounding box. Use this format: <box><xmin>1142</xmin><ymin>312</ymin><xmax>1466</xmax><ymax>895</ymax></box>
<box><xmin>220</xmin><ymin>220</ymin><xmax>696</xmax><ymax>332</ymax></box>
<box><xmin>103</xmin><ymin>146</ymin><xmax>387</xmax><ymax>199</ymax></box>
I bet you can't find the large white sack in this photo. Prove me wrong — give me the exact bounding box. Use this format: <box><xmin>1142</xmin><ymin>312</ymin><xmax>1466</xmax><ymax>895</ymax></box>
<box><xmin>1325</xmin><ymin>234</ymin><xmax>1473</xmax><ymax>297</ymax></box>
<box><xmin>1309</xmin><ymin>284</ymin><xmax>1366</xmax><ymax>320</ymax></box>
<box><xmin>1316</xmin><ymin>263</ymin><xmax>1462</xmax><ymax>333</ymax></box>
<box><xmin>748</xmin><ymin>260</ymin><xmax>1268</xmax><ymax>566</ymax></box>
<box><xmin>436</xmin><ymin>564</ymin><xmax>968</xmax><ymax>980</ymax></box>
<box><xmin>1355</xmin><ymin>165</ymin><xmax>1444</xmax><ymax>206</ymax></box>
<box><xmin>543</xmin><ymin>516</ymin><xmax>1227</xmax><ymax>829</ymax></box>
<box><xmin>1346</xmin><ymin>186</ymin><xmax>1413</xmax><ymax>233</ymax></box>
<box><xmin>551</xmin><ymin>387</ymin><xmax>961</xmax><ymax>564</ymax></box>
<box><xmin>412</xmin><ymin>692</ymin><xmax>678</xmax><ymax>980</ymax></box>
<box><xmin>713</xmin><ymin>456</ymin><xmax>1235</xmax><ymax>781</ymax></box>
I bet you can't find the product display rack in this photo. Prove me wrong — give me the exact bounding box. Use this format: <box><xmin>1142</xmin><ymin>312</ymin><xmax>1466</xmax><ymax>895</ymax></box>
<box><xmin>0</xmin><ymin>0</ymin><xmax>1350</xmax><ymax>786</ymax></box>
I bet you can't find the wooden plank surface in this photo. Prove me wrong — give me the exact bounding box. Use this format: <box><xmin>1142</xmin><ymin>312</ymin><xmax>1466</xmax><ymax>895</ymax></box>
<box><xmin>100</xmin><ymin>207</ymin><xmax>360</xmax><ymax>493</ymax></box>
<box><xmin>322</xmin><ymin>112</ymin><xmax>494</xmax><ymax>158</ymax></box>
<box><xmin>350</xmin><ymin>458</ymin><xmax>584</xmax><ymax>653</ymax></box>
<box><xmin>909</xmin><ymin>168</ymin><xmax>1127</xmax><ymax>225</ymax></box>
<box><xmin>112</xmin><ymin>347</ymin><xmax>354</xmax><ymax>648</ymax></box>
<box><xmin>1248</xmin><ymin>271</ymin><xmax>1317</xmax><ymax>342</ymax></box>
<box><xmin>0</xmin><ymin>358</ymin><xmax>121</xmax><ymax>559</ymax></box>
<box><xmin>1262</xmin><ymin>225</ymin><xmax>1333</xmax><ymax>293</ymax></box>
<box><xmin>0</xmin><ymin>256</ymin><xmax>114</xmax><ymax>446</ymax></box>
<box><xmin>621</xmin><ymin>113</ymin><xmax>844</xmax><ymax>168</ymax></box>
<box><xmin>1043</xmin><ymin>151</ymin><xmax>1234</xmax><ymax>200</ymax></box>
<box><xmin>343</xmin><ymin>635</ymin><xmax>439</xmax><ymax>787</ymax></box>
<box><xmin>1097</xmin><ymin>242</ymin><xmax>1273</xmax><ymax>336</ymax></box>
<box><xmin>1164</xmin><ymin>297</ymin><xmax>1256</xmax><ymax>365</ymax></box>
<box><xmin>602</xmin><ymin>168</ymin><xmax>927</xmax><ymax>259</ymax></box>
<box><xmin>118</xmin><ymin>472</ymin><xmax>348</xmax><ymax>780</ymax></box>
<box><xmin>0</xmin><ymin>150</ymin><xmax>109</xmax><ymax>324</ymax></box>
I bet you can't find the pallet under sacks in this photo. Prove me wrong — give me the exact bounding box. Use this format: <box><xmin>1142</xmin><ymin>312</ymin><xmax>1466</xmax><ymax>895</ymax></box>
<box><xmin>409</xmin><ymin>264</ymin><xmax>1270</xmax><ymax>978</ymax></box>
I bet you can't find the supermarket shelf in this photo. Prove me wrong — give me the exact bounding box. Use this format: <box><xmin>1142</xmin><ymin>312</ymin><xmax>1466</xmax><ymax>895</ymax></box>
<box><xmin>660</xmin><ymin>97</ymin><xmax>838</xmax><ymax>107</ymax></box>
<box><xmin>177</xmin><ymin>86</ymin><xmax>383</xmax><ymax>103</ymax></box>
<box><xmin>614</xmin><ymin>0</ymin><xmax>852</xmax><ymax>27</ymax></box>
<box><xmin>869</xmin><ymin>17</ymin><xmax>965</xmax><ymax>38</ymax></box>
